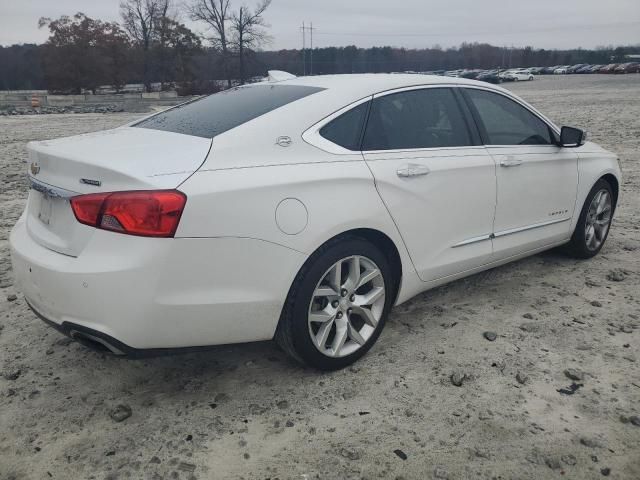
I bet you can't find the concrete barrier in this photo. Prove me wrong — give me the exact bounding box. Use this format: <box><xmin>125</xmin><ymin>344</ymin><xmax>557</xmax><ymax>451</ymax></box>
<box><xmin>1</xmin><ymin>90</ymin><xmax>187</xmax><ymax>109</ymax></box>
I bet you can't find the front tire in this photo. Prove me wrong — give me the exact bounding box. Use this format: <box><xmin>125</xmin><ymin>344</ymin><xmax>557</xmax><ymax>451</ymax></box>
<box><xmin>275</xmin><ymin>237</ymin><xmax>395</xmax><ymax>370</ymax></box>
<box><xmin>564</xmin><ymin>179</ymin><xmax>614</xmax><ymax>258</ymax></box>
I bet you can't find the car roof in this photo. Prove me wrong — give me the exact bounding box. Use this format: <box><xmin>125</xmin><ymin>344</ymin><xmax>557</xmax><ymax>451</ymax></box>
<box><xmin>258</xmin><ymin>73</ymin><xmax>512</xmax><ymax>120</ymax></box>
<box><xmin>274</xmin><ymin>73</ymin><xmax>504</xmax><ymax>98</ymax></box>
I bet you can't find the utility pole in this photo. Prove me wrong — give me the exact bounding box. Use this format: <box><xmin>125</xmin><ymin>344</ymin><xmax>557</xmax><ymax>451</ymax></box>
<box><xmin>301</xmin><ymin>22</ymin><xmax>315</xmax><ymax>76</ymax></box>
<box><xmin>301</xmin><ymin>22</ymin><xmax>306</xmax><ymax>76</ymax></box>
<box><xmin>309</xmin><ymin>22</ymin><xmax>314</xmax><ymax>75</ymax></box>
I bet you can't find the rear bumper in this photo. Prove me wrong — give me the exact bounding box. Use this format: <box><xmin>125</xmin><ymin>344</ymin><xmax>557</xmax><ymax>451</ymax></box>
<box><xmin>26</xmin><ymin>299</ymin><xmax>225</xmax><ymax>357</ymax></box>
<box><xmin>10</xmin><ymin>216</ymin><xmax>306</xmax><ymax>350</ymax></box>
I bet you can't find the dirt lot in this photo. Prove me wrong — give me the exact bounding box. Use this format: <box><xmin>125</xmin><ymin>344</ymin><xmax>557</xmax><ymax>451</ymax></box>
<box><xmin>1</xmin><ymin>75</ymin><xmax>639</xmax><ymax>480</ymax></box>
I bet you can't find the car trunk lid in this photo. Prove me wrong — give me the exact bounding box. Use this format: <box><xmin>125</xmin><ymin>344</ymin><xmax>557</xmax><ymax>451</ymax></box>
<box><xmin>25</xmin><ymin>127</ymin><xmax>211</xmax><ymax>257</ymax></box>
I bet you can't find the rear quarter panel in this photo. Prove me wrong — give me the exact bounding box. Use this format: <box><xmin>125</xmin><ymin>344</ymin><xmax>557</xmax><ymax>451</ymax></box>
<box><xmin>177</xmin><ymin>158</ymin><xmax>420</xmax><ymax>304</ymax></box>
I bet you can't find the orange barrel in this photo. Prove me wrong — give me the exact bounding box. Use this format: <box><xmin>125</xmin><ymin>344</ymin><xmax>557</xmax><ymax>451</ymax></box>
<box><xmin>31</xmin><ymin>94</ymin><xmax>40</xmax><ymax>108</ymax></box>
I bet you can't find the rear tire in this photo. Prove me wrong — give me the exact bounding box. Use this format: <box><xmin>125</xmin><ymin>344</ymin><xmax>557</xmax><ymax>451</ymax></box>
<box><xmin>564</xmin><ymin>179</ymin><xmax>614</xmax><ymax>258</ymax></box>
<box><xmin>275</xmin><ymin>236</ymin><xmax>395</xmax><ymax>370</ymax></box>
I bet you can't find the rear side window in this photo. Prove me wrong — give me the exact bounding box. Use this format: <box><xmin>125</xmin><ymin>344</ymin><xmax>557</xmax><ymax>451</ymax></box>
<box><xmin>319</xmin><ymin>101</ymin><xmax>370</xmax><ymax>150</ymax></box>
<box><xmin>464</xmin><ymin>88</ymin><xmax>553</xmax><ymax>145</ymax></box>
<box><xmin>134</xmin><ymin>84</ymin><xmax>325</xmax><ymax>139</ymax></box>
<box><xmin>362</xmin><ymin>88</ymin><xmax>472</xmax><ymax>151</ymax></box>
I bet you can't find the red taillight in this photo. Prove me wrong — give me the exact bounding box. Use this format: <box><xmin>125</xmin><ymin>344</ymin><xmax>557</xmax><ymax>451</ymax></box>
<box><xmin>70</xmin><ymin>190</ymin><xmax>187</xmax><ymax>238</ymax></box>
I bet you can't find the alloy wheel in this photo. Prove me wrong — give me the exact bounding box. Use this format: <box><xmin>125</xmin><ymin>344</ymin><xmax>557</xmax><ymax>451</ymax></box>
<box><xmin>308</xmin><ymin>255</ymin><xmax>385</xmax><ymax>358</ymax></box>
<box><xmin>585</xmin><ymin>189</ymin><xmax>612</xmax><ymax>251</ymax></box>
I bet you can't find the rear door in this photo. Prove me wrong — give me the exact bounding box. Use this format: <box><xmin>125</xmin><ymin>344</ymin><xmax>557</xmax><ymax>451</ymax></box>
<box><xmin>362</xmin><ymin>86</ymin><xmax>497</xmax><ymax>282</ymax></box>
<box><xmin>462</xmin><ymin>87</ymin><xmax>578</xmax><ymax>259</ymax></box>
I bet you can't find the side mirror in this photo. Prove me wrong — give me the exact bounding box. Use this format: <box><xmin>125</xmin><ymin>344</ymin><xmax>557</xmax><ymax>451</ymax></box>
<box><xmin>560</xmin><ymin>126</ymin><xmax>587</xmax><ymax>147</ymax></box>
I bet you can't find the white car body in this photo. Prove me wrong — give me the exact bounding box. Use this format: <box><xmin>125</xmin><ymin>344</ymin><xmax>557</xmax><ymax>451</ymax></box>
<box><xmin>500</xmin><ymin>69</ymin><xmax>534</xmax><ymax>81</ymax></box>
<box><xmin>10</xmin><ymin>74</ymin><xmax>621</xmax><ymax>357</ymax></box>
<box><xmin>554</xmin><ymin>67</ymin><xmax>569</xmax><ymax>74</ymax></box>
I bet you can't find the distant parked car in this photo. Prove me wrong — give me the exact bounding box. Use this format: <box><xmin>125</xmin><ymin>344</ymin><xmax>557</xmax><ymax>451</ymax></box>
<box><xmin>529</xmin><ymin>67</ymin><xmax>545</xmax><ymax>75</ymax></box>
<box><xmin>502</xmin><ymin>70</ymin><xmax>535</xmax><ymax>81</ymax></box>
<box><xmin>599</xmin><ymin>64</ymin><xmax>619</xmax><ymax>73</ymax></box>
<box><xmin>554</xmin><ymin>67</ymin><xmax>569</xmax><ymax>74</ymax></box>
<box><xmin>627</xmin><ymin>63</ymin><xmax>640</xmax><ymax>73</ymax></box>
<box><xmin>541</xmin><ymin>66</ymin><xmax>561</xmax><ymax>74</ymax></box>
<box><xmin>476</xmin><ymin>71</ymin><xmax>502</xmax><ymax>84</ymax></box>
<box><xmin>580</xmin><ymin>65</ymin><xmax>602</xmax><ymax>74</ymax></box>
<box><xmin>566</xmin><ymin>64</ymin><xmax>588</xmax><ymax>74</ymax></box>
<box><xmin>459</xmin><ymin>70</ymin><xmax>482</xmax><ymax>79</ymax></box>
<box><xmin>614</xmin><ymin>62</ymin><xmax>640</xmax><ymax>74</ymax></box>
<box><xmin>574</xmin><ymin>65</ymin><xmax>593</xmax><ymax>74</ymax></box>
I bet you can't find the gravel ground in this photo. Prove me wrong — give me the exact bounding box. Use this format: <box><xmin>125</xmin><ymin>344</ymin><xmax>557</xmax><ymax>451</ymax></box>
<box><xmin>1</xmin><ymin>75</ymin><xmax>639</xmax><ymax>480</ymax></box>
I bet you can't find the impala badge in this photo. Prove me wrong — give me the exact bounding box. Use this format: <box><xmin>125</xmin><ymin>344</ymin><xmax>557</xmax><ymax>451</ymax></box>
<box><xmin>30</xmin><ymin>162</ymin><xmax>40</xmax><ymax>175</ymax></box>
<box><xmin>80</xmin><ymin>178</ymin><xmax>102</xmax><ymax>187</ymax></box>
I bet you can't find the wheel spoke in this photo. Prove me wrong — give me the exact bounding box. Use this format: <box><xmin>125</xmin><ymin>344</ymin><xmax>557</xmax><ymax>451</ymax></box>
<box><xmin>315</xmin><ymin>319</ymin><xmax>334</xmax><ymax>348</ymax></box>
<box><xmin>309</xmin><ymin>310</ymin><xmax>334</xmax><ymax>324</ymax></box>
<box><xmin>346</xmin><ymin>256</ymin><xmax>361</xmax><ymax>290</ymax></box>
<box><xmin>597</xmin><ymin>192</ymin><xmax>609</xmax><ymax>214</ymax></box>
<box><xmin>585</xmin><ymin>225</ymin><xmax>595</xmax><ymax>248</ymax></box>
<box><xmin>347</xmin><ymin>322</ymin><xmax>365</xmax><ymax>345</ymax></box>
<box><xmin>314</xmin><ymin>286</ymin><xmax>338</xmax><ymax>298</ymax></box>
<box><xmin>352</xmin><ymin>305</ymin><xmax>378</xmax><ymax>327</ymax></box>
<box><xmin>331</xmin><ymin>324</ymin><xmax>348</xmax><ymax>355</ymax></box>
<box><xmin>329</xmin><ymin>261</ymin><xmax>342</xmax><ymax>292</ymax></box>
<box><xmin>356</xmin><ymin>268</ymin><xmax>381</xmax><ymax>289</ymax></box>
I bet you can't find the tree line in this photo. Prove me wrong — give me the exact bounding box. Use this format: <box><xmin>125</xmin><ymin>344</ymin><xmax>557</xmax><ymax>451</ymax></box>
<box><xmin>0</xmin><ymin>1</ymin><xmax>637</xmax><ymax>94</ymax></box>
<box><xmin>0</xmin><ymin>0</ymin><xmax>273</xmax><ymax>94</ymax></box>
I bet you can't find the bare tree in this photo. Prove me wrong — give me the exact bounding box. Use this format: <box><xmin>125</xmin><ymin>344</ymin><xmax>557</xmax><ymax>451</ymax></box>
<box><xmin>230</xmin><ymin>0</ymin><xmax>271</xmax><ymax>84</ymax></box>
<box><xmin>120</xmin><ymin>0</ymin><xmax>172</xmax><ymax>91</ymax></box>
<box><xmin>187</xmin><ymin>0</ymin><xmax>232</xmax><ymax>86</ymax></box>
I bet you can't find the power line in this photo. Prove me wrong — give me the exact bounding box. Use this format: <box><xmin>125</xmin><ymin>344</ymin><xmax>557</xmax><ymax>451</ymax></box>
<box><xmin>312</xmin><ymin>21</ymin><xmax>640</xmax><ymax>38</ymax></box>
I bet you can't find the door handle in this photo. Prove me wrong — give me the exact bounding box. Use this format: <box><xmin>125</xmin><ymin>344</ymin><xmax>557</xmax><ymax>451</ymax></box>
<box><xmin>500</xmin><ymin>158</ymin><xmax>523</xmax><ymax>167</ymax></box>
<box><xmin>397</xmin><ymin>163</ymin><xmax>431</xmax><ymax>178</ymax></box>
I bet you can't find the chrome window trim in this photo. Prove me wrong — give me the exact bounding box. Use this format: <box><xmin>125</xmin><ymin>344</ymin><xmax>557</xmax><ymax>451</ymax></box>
<box><xmin>363</xmin><ymin>145</ymin><xmax>488</xmax><ymax>157</ymax></box>
<box><xmin>303</xmin><ymin>82</ymin><xmax>561</xmax><ymax>155</ymax></box>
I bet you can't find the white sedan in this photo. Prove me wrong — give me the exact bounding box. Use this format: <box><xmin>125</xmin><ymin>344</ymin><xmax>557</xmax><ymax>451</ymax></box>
<box><xmin>10</xmin><ymin>74</ymin><xmax>621</xmax><ymax>370</ymax></box>
<box><xmin>501</xmin><ymin>69</ymin><xmax>535</xmax><ymax>81</ymax></box>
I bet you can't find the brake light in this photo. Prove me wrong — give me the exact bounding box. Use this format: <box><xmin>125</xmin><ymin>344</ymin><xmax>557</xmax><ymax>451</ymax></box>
<box><xmin>70</xmin><ymin>190</ymin><xmax>187</xmax><ymax>237</ymax></box>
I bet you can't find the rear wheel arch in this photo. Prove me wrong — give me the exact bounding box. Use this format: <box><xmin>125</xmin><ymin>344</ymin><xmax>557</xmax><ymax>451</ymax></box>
<box><xmin>275</xmin><ymin>229</ymin><xmax>400</xmax><ymax>369</ymax></box>
<box><xmin>289</xmin><ymin>228</ymin><xmax>403</xmax><ymax>306</ymax></box>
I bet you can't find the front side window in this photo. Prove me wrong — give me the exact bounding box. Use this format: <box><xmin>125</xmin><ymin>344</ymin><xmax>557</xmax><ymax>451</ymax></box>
<box><xmin>319</xmin><ymin>101</ymin><xmax>370</xmax><ymax>151</ymax></box>
<box><xmin>362</xmin><ymin>88</ymin><xmax>472</xmax><ymax>151</ymax></box>
<box><xmin>134</xmin><ymin>84</ymin><xmax>325</xmax><ymax>139</ymax></box>
<box><xmin>464</xmin><ymin>88</ymin><xmax>553</xmax><ymax>145</ymax></box>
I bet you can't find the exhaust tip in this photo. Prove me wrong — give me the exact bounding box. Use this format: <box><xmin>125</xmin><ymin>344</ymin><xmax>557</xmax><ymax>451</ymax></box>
<box><xmin>69</xmin><ymin>330</ymin><xmax>125</xmax><ymax>356</ymax></box>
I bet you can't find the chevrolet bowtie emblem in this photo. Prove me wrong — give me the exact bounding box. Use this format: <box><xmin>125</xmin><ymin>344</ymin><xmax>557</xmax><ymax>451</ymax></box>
<box><xmin>30</xmin><ymin>162</ymin><xmax>40</xmax><ymax>175</ymax></box>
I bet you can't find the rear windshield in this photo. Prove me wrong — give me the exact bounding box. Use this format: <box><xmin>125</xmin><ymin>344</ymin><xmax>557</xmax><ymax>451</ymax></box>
<box><xmin>134</xmin><ymin>84</ymin><xmax>325</xmax><ymax>138</ymax></box>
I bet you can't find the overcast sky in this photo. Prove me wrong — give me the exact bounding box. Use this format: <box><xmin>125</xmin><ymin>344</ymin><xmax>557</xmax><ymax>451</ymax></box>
<box><xmin>0</xmin><ymin>0</ymin><xmax>638</xmax><ymax>50</ymax></box>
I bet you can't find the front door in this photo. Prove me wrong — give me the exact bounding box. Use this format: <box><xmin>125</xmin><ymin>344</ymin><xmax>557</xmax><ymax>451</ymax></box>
<box><xmin>463</xmin><ymin>87</ymin><xmax>578</xmax><ymax>259</ymax></box>
<box><xmin>362</xmin><ymin>87</ymin><xmax>497</xmax><ymax>282</ymax></box>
